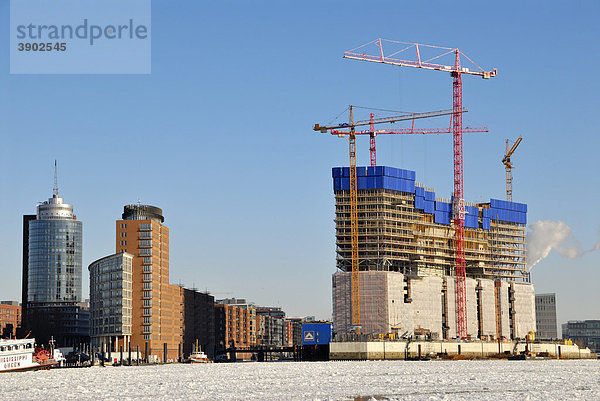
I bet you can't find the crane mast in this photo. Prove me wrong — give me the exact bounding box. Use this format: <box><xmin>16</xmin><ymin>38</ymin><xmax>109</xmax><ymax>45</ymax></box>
<box><xmin>503</xmin><ymin>136</ymin><xmax>523</xmax><ymax>202</ymax></box>
<box><xmin>347</xmin><ymin>106</ymin><xmax>360</xmax><ymax>329</ymax></box>
<box><xmin>343</xmin><ymin>39</ymin><xmax>496</xmax><ymax>339</ymax></box>
<box><xmin>451</xmin><ymin>50</ymin><xmax>468</xmax><ymax>339</ymax></box>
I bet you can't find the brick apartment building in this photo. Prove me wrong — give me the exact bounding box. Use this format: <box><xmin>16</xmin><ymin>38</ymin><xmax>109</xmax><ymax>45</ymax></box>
<box><xmin>0</xmin><ymin>301</ymin><xmax>21</xmax><ymax>338</ymax></box>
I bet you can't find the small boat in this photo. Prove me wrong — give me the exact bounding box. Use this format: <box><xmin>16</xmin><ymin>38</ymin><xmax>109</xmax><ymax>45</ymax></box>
<box><xmin>0</xmin><ymin>338</ymin><xmax>58</xmax><ymax>372</ymax></box>
<box><xmin>188</xmin><ymin>341</ymin><xmax>212</xmax><ymax>364</ymax></box>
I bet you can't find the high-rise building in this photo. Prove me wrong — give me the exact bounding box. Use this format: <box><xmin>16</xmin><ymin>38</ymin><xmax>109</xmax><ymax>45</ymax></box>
<box><xmin>23</xmin><ymin>175</ymin><xmax>88</xmax><ymax>347</ymax></box>
<box><xmin>535</xmin><ymin>293</ymin><xmax>558</xmax><ymax>339</ymax></box>
<box><xmin>331</xmin><ymin>166</ymin><xmax>535</xmax><ymax>339</ymax></box>
<box><xmin>88</xmin><ymin>253</ymin><xmax>134</xmax><ymax>352</ymax></box>
<box><xmin>116</xmin><ymin>204</ymin><xmax>183</xmax><ymax>360</ymax></box>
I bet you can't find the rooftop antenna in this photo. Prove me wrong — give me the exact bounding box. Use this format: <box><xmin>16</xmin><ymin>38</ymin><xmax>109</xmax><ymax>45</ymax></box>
<box><xmin>53</xmin><ymin>160</ymin><xmax>59</xmax><ymax>197</ymax></box>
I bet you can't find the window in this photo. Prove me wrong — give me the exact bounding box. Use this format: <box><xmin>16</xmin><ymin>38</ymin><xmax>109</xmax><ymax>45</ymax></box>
<box><xmin>139</xmin><ymin>249</ymin><xmax>152</xmax><ymax>256</ymax></box>
<box><xmin>143</xmin><ymin>334</ymin><xmax>151</xmax><ymax>340</ymax></box>
<box><xmin>143</xmin><ymin>299</ymin><xmax>152</xmax><ymax>307</ymax></box>
<box><xmin>143</xmin><ymin>274</ymin><xmax>152</xmax><ymax>282</ymax></box>
<box><xmin>143</xmin><ymin>257</ymin><xmax>152</xmax><ymax>264</ymax></box>
<box><xmin>143</xmin><ymin>282</ymin><xmax>152</xmax><ymax>290</ymax></box>
<box><xmin>143</xmin><ymin>265</ymin><xmax>152</xmax><ymax>273</ymax></box>
<box><xmin>143</xmin><ymin>291</ymin><xmax>152</xmax><ymax>298</ymax></box>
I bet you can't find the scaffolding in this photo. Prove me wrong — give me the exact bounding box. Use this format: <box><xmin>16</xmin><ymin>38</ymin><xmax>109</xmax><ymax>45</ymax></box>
<box><xmin>334</xmin><ymin>188</ymin><xmax>527</xmax><ymax>282</ymax></box>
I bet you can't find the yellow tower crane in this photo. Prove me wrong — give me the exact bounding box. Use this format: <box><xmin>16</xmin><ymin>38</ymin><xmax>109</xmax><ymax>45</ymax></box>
<box><xmin>315</xmin><ymin>106</ymin><xmax>464</xmax><ymax>332</ymax></box>
<box><xmin>502</xmin><ymin>135</ymin><xmax>522</xmax><ymax>202</ymax></box>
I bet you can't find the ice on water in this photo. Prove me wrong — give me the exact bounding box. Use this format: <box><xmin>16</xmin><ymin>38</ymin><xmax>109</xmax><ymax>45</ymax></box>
<box><xmin>2</xmin><ymin>360</ymin><xmax>599</xmax><ymax>400</ymax></box>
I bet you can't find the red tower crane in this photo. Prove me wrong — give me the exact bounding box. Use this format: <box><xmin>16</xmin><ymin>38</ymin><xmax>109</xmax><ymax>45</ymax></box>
<box><xmin>341</xmin><ymin>112</ymin><xmax>488</xmax><ymax>166</ymax></box>
<box><xmin>343</xmin><ymin>39</ymin><xmax>497</xmax><ymax>339</ymax></box>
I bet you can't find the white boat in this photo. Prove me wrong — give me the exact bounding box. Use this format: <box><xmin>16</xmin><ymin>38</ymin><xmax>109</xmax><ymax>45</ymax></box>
<box><xmin>188</xmin><ymin>341</ymin><xmax>212</xmax><ymax>364</ymax></box>
<box><xmin>0</xmin><ymin>338</ymin><xmax>58</xmax><ymax>372</ymax></box>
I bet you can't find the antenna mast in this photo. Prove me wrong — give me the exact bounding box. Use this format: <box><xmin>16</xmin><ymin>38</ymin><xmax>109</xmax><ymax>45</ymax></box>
<box><xmin>53</xmin><ymin>160</ymin><xmax>59</xmax><ymax>197</ymax></box>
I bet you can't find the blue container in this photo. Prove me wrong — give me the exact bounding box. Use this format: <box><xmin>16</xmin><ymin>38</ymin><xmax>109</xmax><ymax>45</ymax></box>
<box><xmin>341</xmin><ymin>178</ymin><xmax>350</xmax><ymax>190</ymax></box>
<box><xmin>435</xmin><ymin>201</ymin><xmax>451</xmax><ymax>212</ymax></box>
<box><xmin>383</xmin><ymin>176</ymin><xmax>394</xmax><ymax>190</ymax></box>
<box><xmin>415</xmin><ymin>187</ymin><xmax>425</xmax><ymax>197</ymax></box>
<box><xmin>397</xmin><ymin>179</ymin><xmax>415</xmax><ymax>193</ymax></box>
<box><xmin>467</xmin><ymin>206</ymin><xmax>479</xmax><ymax>215</ymax></box>
<box><xmin>399</xmin><ymin>169</ymin><xmax>416</xmax><ymax>181</ymax></box>
<box><xmin>424</xmin><ymin>200</ymin><xmax>435</xmax><ymax>214</ymax></box>
<box><xmin>415</xmin><ymin>196</ymin><xmax>425</xmax><ymax>210</ymax></box>
<box><xmin>367</xmin><ymin>176</ymin><xmax>377</xmax><ymax>188</ymax></box>
<box><xmin>375</xmin><ymin>176</ymin><xmax>384</xmax><ymax>188</ymax></box>
<box><xmin>465</xmin><ymin>219</ymin><xmax>478</xmax><ymax>229</ymax></box>
<box><xmin>424</xmin><ymin>191</ymin><xmax>435</xmax><ymax>201</ymax></box>
<box><xmin>482</xmin><ymin>218</ymin><xmax>491</xmax><ymax>230</ymax></box>
<box><xmin>357</xmin><ymin>176</ymin><xmax>368</xmax><ymax>189</ymax></box>
<box><xmin>333</xmin><ymin>177</ymin><xmax>341</xmax><ymax>190</ymax></box>
<box><xmin>302</xmin><ymin>323</ymin><xmax>332</xmax><ymax>345</ymax></box>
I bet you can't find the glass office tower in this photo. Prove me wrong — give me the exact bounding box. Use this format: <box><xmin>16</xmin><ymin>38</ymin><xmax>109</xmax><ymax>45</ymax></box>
<box><xmin>28</xmin><ymin>193</ymin><xmax>83</xmax><ymax>304</ymax></box>
<box><xmin>24</xmin><ymin>187</ymin><xmax>87</xmax><ymax>347</ymax></box>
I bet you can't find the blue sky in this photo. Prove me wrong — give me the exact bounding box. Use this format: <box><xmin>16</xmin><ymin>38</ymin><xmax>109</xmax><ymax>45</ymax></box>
<box><xmin>1</xmin><ymin>1</ymin><xmax>598</xmax><ymax>326</ymax></box>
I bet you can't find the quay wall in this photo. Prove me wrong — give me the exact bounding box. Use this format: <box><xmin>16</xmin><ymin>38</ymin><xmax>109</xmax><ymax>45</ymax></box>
<box><xmin>330</xmin><ymin>341</ymin><xmax>596</xmax><ymax>360</ymax></box>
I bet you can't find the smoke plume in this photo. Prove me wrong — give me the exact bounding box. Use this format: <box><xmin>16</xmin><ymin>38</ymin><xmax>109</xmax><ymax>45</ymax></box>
<box><xmin>526</xmin><ymin>220</ymin><xmax>600</xmax><ymax>270</ymax></box>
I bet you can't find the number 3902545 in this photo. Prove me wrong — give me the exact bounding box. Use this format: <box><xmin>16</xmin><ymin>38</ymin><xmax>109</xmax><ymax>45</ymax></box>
<box><xmin>18</xmin><ymin>43</ymin><xmax>66</xmax><ymax>51</ymax></box>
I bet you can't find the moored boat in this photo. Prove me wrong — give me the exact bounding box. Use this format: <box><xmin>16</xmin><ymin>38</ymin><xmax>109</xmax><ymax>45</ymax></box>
<box><xmin>0</xmin><ymin>338</ymin><xmax>58</xmax><ymax>372</ymax></box>
<box><xmin>188</xmin><ymin>341</ymin><xmax>212</xmax><ymax>364</ymax></box>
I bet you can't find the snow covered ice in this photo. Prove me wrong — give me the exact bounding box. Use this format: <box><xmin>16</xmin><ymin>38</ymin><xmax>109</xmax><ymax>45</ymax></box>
<box><xmin>1</xmin><ymin>360</ymin><xmax>599</xmax><ymax>400</ymax></box>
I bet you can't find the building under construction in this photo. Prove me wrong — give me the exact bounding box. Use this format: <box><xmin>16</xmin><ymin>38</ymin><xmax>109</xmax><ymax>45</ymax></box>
<box><xmin>331</xmin><ymin>165</ymin><xmax>535</xmax><ymax>340</ymax></box>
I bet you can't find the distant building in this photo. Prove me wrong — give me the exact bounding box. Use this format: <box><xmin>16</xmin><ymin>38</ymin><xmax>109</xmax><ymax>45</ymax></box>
<box><xmin>0</xmin><ymin>302</ymin><xmax>22</xmax><ymax>338</ymax></box>
<box><xmin>535</xmin><ymin>293</ymin><xmax>557</xmax><ymax>339</ymax></box>
<box><xmin>286</xmin><ymin>317</ymin><xmax>310</xmax><ymax>346</ymax></box>
<box><xmin>256</xmin><ymin>307</ymin><xmax>285</xmax><ymax>347</ymax></box>
<box><xmin>88</xmin><ymin>253</ymin><xmax>134</xmax><ymax>352</ymax></box>
<box><xmin>562</xmin><ymin>320</ymin><xmax>600</xmax><ymax>353</ymax></box>
<box><xmin>182</xmin><ymin>289</ymin><xmax>215</xmax><ymax>359</ymax></box>
<box><xmin>214</xmin><ymin>301</ymin><xmax>256</xmax><ymax>359</ymax></box>
<box><xmin>22</xmin><ymin>175</ymin><xmax>88</xmax><ymax>347</ymax></box>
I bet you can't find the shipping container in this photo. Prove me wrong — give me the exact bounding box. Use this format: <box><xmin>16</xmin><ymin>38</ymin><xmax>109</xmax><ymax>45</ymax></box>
<box><xmin>302</xmin><ymin>323</ymin><xmax>332</xmax><ymax>345</ymax></box>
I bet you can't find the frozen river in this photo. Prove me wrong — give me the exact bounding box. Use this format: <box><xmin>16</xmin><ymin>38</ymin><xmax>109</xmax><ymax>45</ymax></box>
<box><xmin>1</xmin><ymin>360</ymin><xmax>599</xmax><ymax>400</ymax></box>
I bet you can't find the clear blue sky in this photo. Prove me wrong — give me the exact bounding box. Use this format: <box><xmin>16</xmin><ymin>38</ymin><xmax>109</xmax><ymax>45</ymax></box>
<box><xmin>1</xmin><ymin>1</ymin><xmax>598</xmax><ymax>326</ymax></box>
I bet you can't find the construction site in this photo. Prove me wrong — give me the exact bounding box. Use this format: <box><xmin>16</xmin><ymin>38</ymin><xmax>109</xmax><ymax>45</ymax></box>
<box><xmin>331</xmin><ymin>165</ymin><xmax>534</xmax><ymax>341</ymax></box>
<box><xmin>315</xmin><ymin>39</ymin><xmax>542</xmax><ymax>351</ymax></box>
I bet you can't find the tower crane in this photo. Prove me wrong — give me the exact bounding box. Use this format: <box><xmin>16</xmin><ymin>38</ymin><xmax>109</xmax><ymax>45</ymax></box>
<box><xmin>347</xmin><ymin>114</ymin><xmax>488</xmax><ymax>166</ymax></box>
<box><xmin>502</xmin><ymin>136</ymin><xmax>522</xmax><ymax>202</ymax></box>
<box><xmin>343</xmin><ymin>39</ymin><xmax>497</xmax><ymax>339</ymax></box>
<box><xmin>314</xmin><ymin>107</ymin><xmax>477</xmax><ymax>331</ymax></box>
